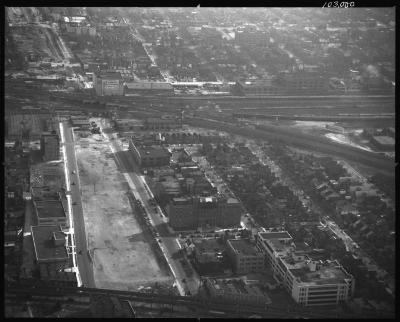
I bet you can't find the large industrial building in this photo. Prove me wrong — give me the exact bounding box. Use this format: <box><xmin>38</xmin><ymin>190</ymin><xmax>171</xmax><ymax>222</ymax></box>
<box><xmin>227</xmin><ymin>239</ymin><xmax>265</xmax><ymax>274</ymax></box>
<box><xmin>166</xmin><ymin>195</ymin><xmax>242</xmax><ymax>230</ymax></box>
<box><xmin>129</xmin><ymin>139</ymin><xmax>171</xmax><ymax>168</ymax></box>
<box><xmin>205</xmin><ymin>277</ymin><xmax>272</xmax><ymax>306</ymax></box>
<box><xmin>125</xmin><ymin>81</ymin><xmax>174</xmax><ymax>95</ymax></box>
<box><xmin>31</xmin><ymin>225</ymin><xmax>69</xmax><ymax>265</ymax></box>
<box><xmin>40</xmin><ymin>132</ymin><xmax>60</xmax><ymax>161</ymax></box>
<box><xmin>256</xmin><ymin>231</ymin><xmax>355</xmax><ymax>306</ymax></box>
<box><xmin>94</xmin><ymin>71</ymin><xmax>124</xmax><ymax>96</ymax></box>
<box><xmin>277</xmin><ymin>71</ymin><xmax>329</xmax><ymax>94</ymax></box>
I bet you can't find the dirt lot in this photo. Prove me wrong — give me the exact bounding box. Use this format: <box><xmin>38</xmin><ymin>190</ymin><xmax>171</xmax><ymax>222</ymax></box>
<box><xmin>75</xmin><ymin>131</ymin><xmax>172</xmax><ymax>291</ymax></box>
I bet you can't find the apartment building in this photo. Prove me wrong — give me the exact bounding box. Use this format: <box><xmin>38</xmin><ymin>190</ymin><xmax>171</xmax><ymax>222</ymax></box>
<box><xmin>256</xmin><ymin>231</ymin><xmax>354</xmax><ymax>306</ymax></box>
<box><xmin>227</xmin><ymin>238</ymin><xmax>265</xmax><ymax>274</ymax></box>
<box><xmin>167</xmin><ymin>196</ymin><xmax>242</xmax><ymax>230</ymax></box>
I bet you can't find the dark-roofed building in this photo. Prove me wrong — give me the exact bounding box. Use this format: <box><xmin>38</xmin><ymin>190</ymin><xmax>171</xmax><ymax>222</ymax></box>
<box><xmin>371</xmin><ymin>135</ymin><xmax>395</xmax><ymax>150</ymax></box>
<box><xmin>125</xmin><ymin>81</ymin><xmax>174</xmax><ymax>95</ymax></box>
<box><xmin>167</xmin><ymin>196</ymin><xmax>242</xmax><ymax>230</ymax></box>
<box><xmin>205</xmin><ymin>277</ymin><xmax>272</xmax><ymax>306</ymax></box>
<box><xmin>227</xmin><ymin>239</ymin><xmax>264</xmax><ymax>274</ymax></box>
<box><xmin>94</xmin><ymin>71</ymin><xmax>124</xmax><ymax>96</ymax></box>
<box><xmin>40</xmin><ymin>132</ymin><xmax>60</xmax><ymax>161</ymax></box>
<box><xmin>143</xmin><ymin>116</ymin><xmax>182</xmax><ymax>130</ymax></box>
<box><xmin>33</xmin><ymin>199</ymin><xmax>68</xmax><ymax>228</ymax></box>
<box><xmin>31</xmin><ymin>225</ymin><xmax>69</xmax><ymax>264</ymax></box>
<box><xmin>128</xmin><ymin>139</ymin><xmax>171</xmax><ymax>168</ymax></box>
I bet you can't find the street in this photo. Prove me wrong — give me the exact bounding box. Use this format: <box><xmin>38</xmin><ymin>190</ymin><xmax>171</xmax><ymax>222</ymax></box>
<box><xmin>61</xmin><ymin>122</ymin><xmax>95</xmax><ymax>288</ymax></box>
<box><xmin>97</xmin><ymin>119</ymin><xmax>201</xmax><ymax>296</ymax></box>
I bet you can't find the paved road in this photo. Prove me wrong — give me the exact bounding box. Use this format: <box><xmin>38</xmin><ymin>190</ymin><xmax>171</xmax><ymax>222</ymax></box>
<box><xmin>62</xmin><ymin>123</ymin><xmax>95</xmax><ymax>288</ymax></box>
<box><xmin>98</xmin><ymin>120</ymin><xmax>201</xmax><ymax>296</ymax></box>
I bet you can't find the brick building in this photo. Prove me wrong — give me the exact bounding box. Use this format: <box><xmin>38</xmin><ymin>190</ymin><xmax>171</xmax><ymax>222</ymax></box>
<box><xmin>227</xmin><ymin>238</ymin><xmax>265</xmax><ymax>274</ymax></box>
<box><xmin>167</xmin><ymin>196</ymin><xmax>242</xmax><ymax>230</ymax></box>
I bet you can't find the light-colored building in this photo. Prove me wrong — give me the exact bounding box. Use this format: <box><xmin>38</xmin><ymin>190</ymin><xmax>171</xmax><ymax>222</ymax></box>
<box><xmin>94</xmin><ymin>72</ymin><xmax>124</xmax><ymax>96</ymax></box>
<box><xmin>205</xmin><ymin>277</ymin><xmax>272</xmax><ymax>306</ymax></box>
<box><xmin>40</xmin><ymin>132</ymin><xmax>60</xmax><ymax>161</ymax></box>
<box><xmin>227</xmin><ymin>239</ymin><xmax>265</xmax><ymax>274</ymax></box>
<box><xmin>256</xmin><ymin>231</ymin><xmax>354</xmax><ymax>306</ymax></box>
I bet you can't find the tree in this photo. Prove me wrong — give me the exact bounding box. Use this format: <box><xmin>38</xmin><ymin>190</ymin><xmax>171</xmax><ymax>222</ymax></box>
<box><xmin>87</xmin><ymin>169</ymin><xmax>102</xmax><ymax>193</ymax></box>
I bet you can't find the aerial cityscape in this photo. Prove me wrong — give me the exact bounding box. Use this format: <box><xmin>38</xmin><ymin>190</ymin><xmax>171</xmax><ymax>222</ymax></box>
<box><xmin>4</xmin><ymin>6</ymin><xmax>395</xmax><ymax>318</ymax></box>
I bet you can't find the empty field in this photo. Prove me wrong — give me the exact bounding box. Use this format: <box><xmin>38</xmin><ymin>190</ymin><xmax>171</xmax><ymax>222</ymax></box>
<box><xmin>75</xmin><ymin>132</ymin><xmax>172</xmax><ymax>291</ymax></box>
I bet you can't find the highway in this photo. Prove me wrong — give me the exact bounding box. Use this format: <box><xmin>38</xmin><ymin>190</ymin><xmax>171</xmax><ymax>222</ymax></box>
<box><xmin>96</xmin><ymin>119</ymin><xmax>201</xmax><ymax>296</ymax></box>
<box><xmin>61</xmin><ymin>122</ymin><xmax>95</xmax><ymax>288</ymax></box>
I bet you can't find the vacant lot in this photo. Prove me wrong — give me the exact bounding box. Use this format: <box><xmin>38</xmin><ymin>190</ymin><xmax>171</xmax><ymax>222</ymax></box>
<box><xmin>75</xmin><ymin>132</ymin><xmax>172</xmax><ymax>291</ymax></box>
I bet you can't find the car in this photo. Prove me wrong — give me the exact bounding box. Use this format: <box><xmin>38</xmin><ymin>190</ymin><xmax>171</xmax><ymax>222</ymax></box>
<box><xmin>158</xmin><ymin>239</ymin><xmax>162</xmax><ymax>243</ymax></box>
<box><xmin>72</xmin><ymin>170</ymin><xmax>76</xmax><ymax>174</ymax></box>
<box><xmin>71</xmin><ymin>182</ymin><xmax>75</xmax><ymax>185</ymax></box>
<box><xmin>72</xmin><ymin>202</ymin><xmax>77</xmax><ymax>205</ymax></box>
<box><xmin>182</xmin><ymin>278</ymin><xmax>186</xmax><ymax>283</ymax></box>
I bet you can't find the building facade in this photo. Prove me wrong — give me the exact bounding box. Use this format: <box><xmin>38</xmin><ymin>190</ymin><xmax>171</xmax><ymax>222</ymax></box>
<box><xmin>167</xmin><ymin>196</ymin><xmax>242</xmax><ymax>230</ymax></box>
<box><xmin>256</xmin><ymin>231</ymin><xmax>355</xmax><ymax>306</ymax></box>
<box><xmin>94</xmin><ymin>71</ymin><xmax>124</xmax><ymax>96</ymax></box>
<box><xmin>129</xmin><ymin>140</ymin><xmax>171</xmax><ymax>168</ymax></box>
<box><xmin>227</xmin><ymin>239</ymin><xmax>265</xmax><ymax>274</ymax></box>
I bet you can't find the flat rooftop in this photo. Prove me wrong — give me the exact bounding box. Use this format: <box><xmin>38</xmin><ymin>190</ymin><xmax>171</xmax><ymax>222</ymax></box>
<box><xmin>193</xmin><ymin>238</ymin><xmax>225</xmax><ymax>253</ymax></box>
<box><xmin>31</xmin><ymin>225</ymin><xmax>68</xmax><ymax>262</ymax></box>
<box><xmin>259</xmin><ymin>231</ymin><xmax>292</xmax><ymax>240</ymax></box>
<box><xmin>35</xmin><ymin>200</ymin><xmax>66</xmax><ymax>218</ymax></box>
<box><xmin>228</xmin><ymin>239</ymin><xmax>260</xmax><ymax>256</ymax></box>
<box><xmin>290</xmin><ymin>261</ymin><xmax>352</xmax><ymax>285</ymax></box>
<box><xmin>138</xmin><ymin>145</ymin><xmax>171</xmax><ymax>158</ymax></box>
<box><xmin>373</xmin><ymin>136</ymin><xmax>395</xmax><ymax>145</ymax></box>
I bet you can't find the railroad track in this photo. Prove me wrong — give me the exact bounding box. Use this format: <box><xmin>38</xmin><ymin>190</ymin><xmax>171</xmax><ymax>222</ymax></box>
<box><xmin>5</xmin><ymin>281</ymin><xmax>393</xmax><ymax>319</ymax></box>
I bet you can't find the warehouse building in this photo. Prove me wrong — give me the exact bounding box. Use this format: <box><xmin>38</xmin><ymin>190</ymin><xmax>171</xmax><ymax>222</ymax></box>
<box><xmin>167</xmin><ymin>196</ymin><xmax>242</xmax><ymax>230</ymax></box>
<box><xmin>370</xmin><ymin>135</ymin><xmax>395</xmax><ymax>151</ymax></box>
<box><xmin>33</xmin><ymin>199</ymin><xmax>68</xmax><ymax>228</ymax></box>
<box><xmin>233</xmin><ymin>78</ymin><xmax>283</xmax><ymax>96</ymax></box>
<box><xmin>94</xmin><ymin>71</ymin><xmax>124</xmax><ymax>96</ymax></box>
<box><xmin>125</xmin><ymin>81</ymin><xmax>174</xmax><ymax>96</ymax></box>
<box><xmin>227</xmin><ymin>239</ymin><xmax>265</xmax><ymax>274</ymax></box>
<box><xmin>277</xmin><ymin>71</ymin><xmax>329</xmax><ymax>94</ymax></box>
<box><xmin>205</xmin><ymin>277</ymin><xmax>272</xmax><ymax>306</ymax></box>
<box><xmin>40</xmin><ymin>132</ymin><xmax>60</xmax><ymax>161</ymax></box>
<box><xmin>129</xmin><ymin>139</ymin><xmax>171</xmax><ymax>168</ymax></box>
<box><xmin>31</xmin><ymin>225</ymin><xmax>69</xmax><ymax>265</ymax></box>
<box><xmin>256</xmin><ymin>231</ymin><xmax>354</xmax><ymax>306</ymax></box>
